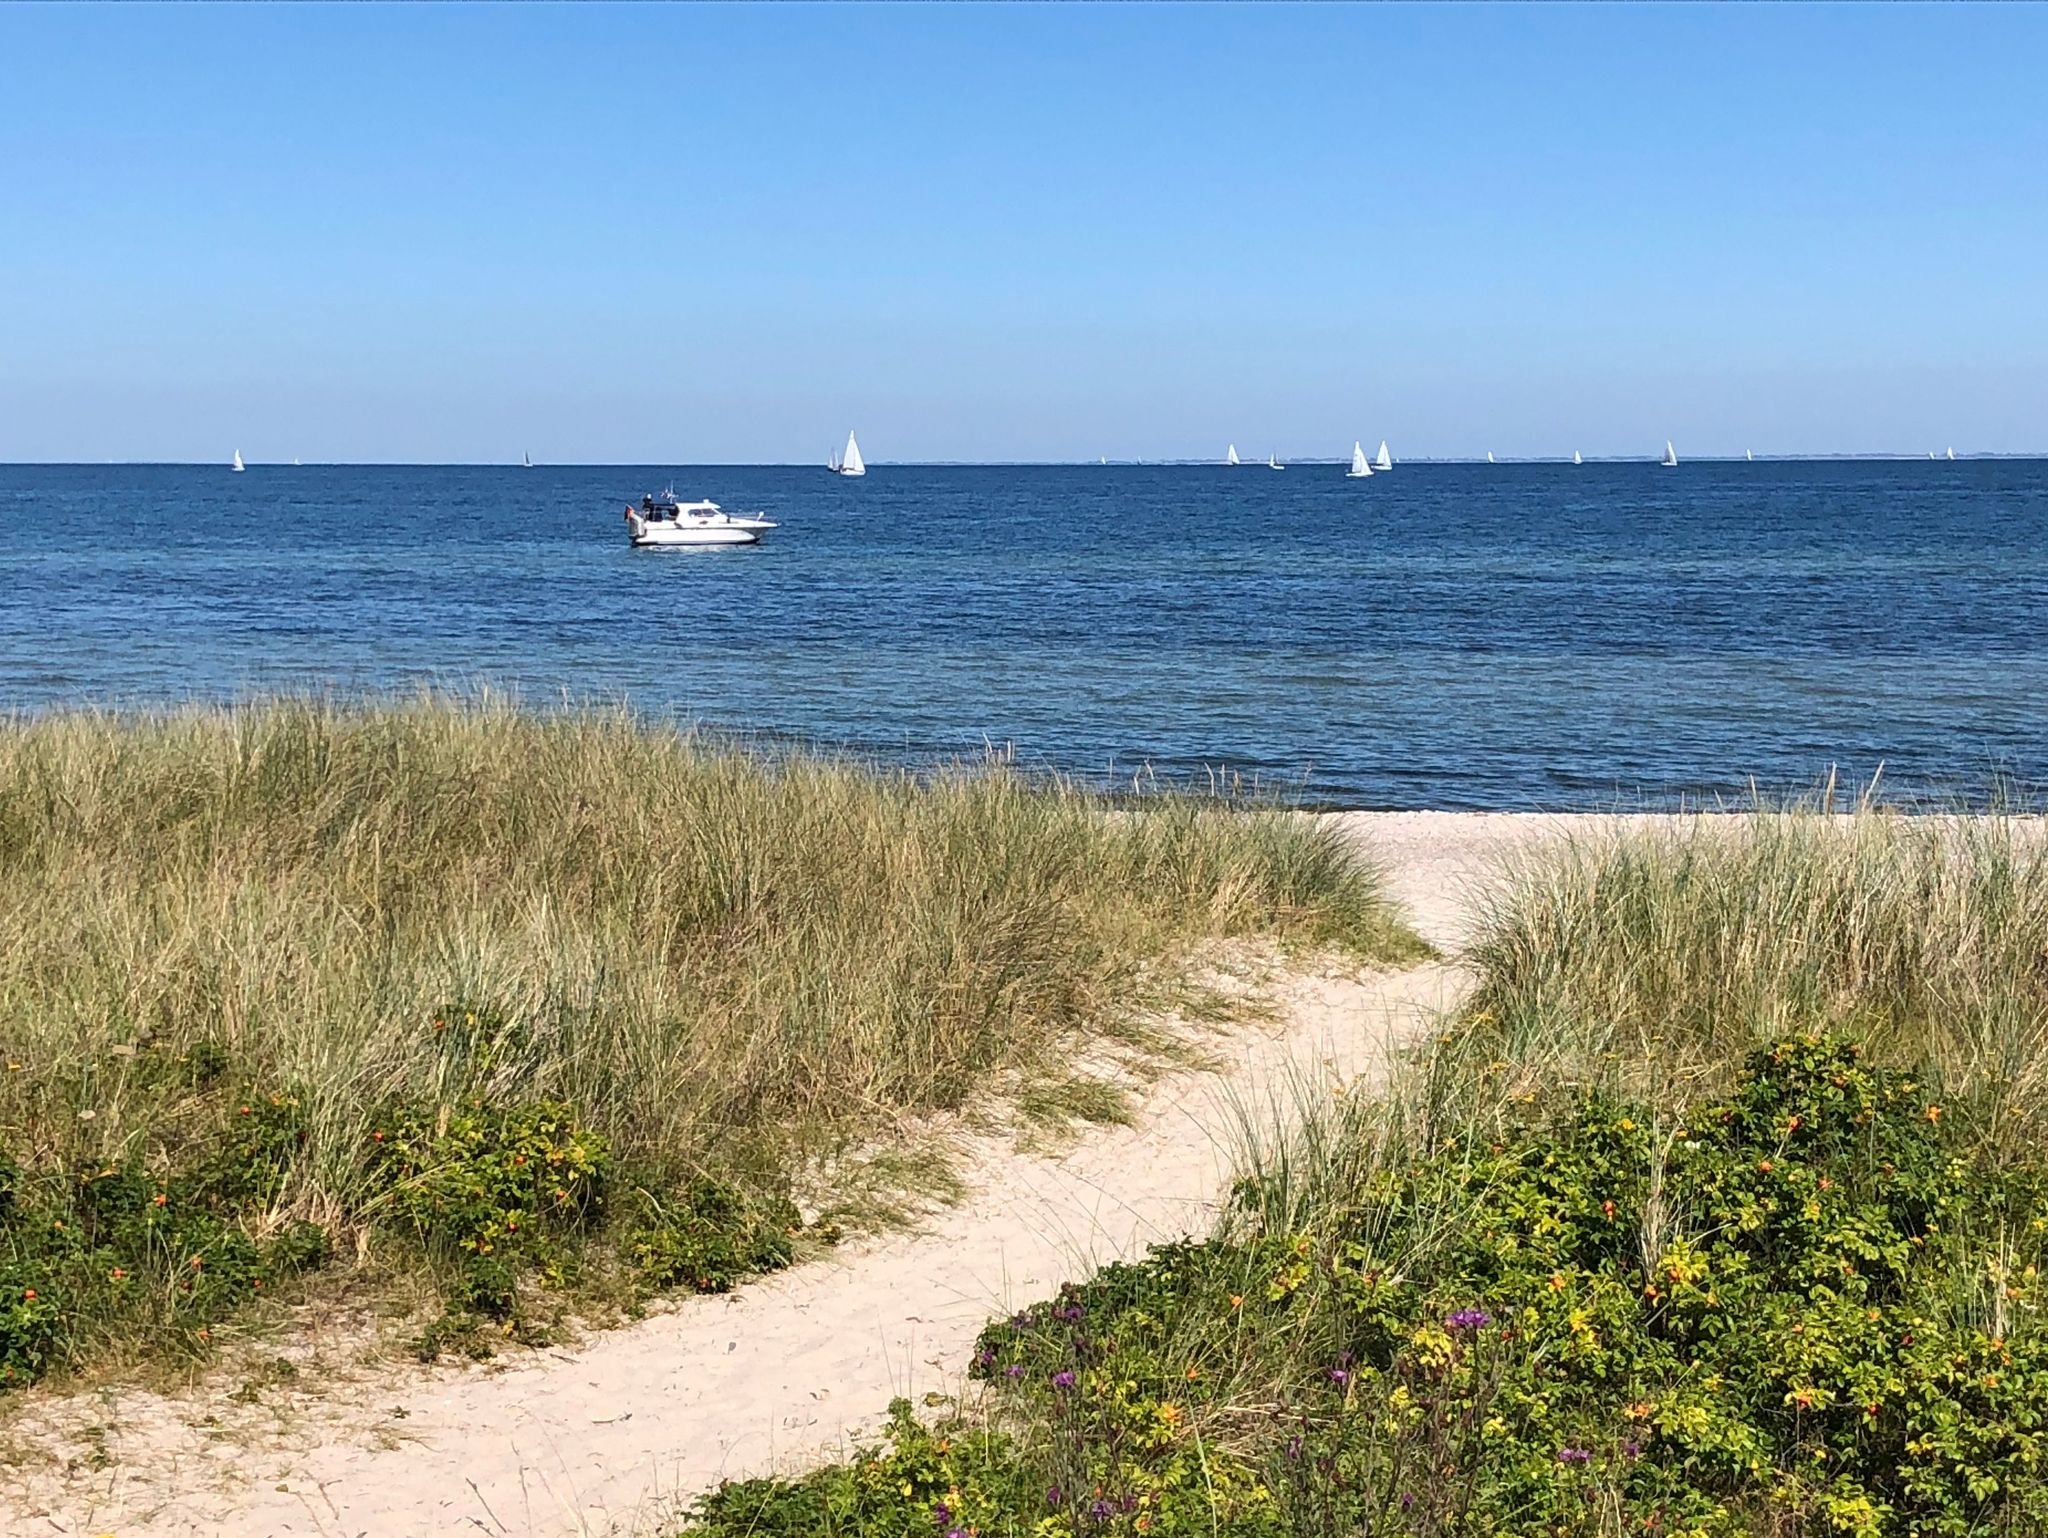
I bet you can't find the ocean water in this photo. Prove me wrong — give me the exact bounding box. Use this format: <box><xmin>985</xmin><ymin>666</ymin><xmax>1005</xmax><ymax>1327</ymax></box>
<box><xmin>2</xmin><ymin>460</ymin><xmax>2044</xmax><ymax>809</ymax></box>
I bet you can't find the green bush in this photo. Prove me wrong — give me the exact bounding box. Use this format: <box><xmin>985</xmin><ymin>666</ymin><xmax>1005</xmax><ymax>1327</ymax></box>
<box><xmin>1</xmin><ymin>1091</ymin><xmax>330</xmax><ymax>1388</ymax></box>
<box><xmin>684</xmin><ymin>1037</ymin><xmax>2048</xmax><ymax>1538</ymax></box>
<box><xmin>630</xmin><ymin>1178</ymin><xmax>802</xmax><ymax>1294</ymax></box>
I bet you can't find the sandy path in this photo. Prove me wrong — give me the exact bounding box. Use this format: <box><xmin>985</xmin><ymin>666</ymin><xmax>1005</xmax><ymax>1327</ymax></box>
<box><xmin>4</xmin><ymin>812</ymin><xmax>1596</xmax><ymax>1538</ymax></box>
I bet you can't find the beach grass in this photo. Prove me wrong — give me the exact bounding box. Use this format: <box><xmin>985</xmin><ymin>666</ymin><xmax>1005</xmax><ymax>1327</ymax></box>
<box><xmin>0</xmin><ymin>696</ymin><xmax>1420</xmax><ymax>1384</ymax></box>
<box><xmin>682</xmin><ymin>806</ymin><xmax>2048</xmax><ymax>1537</ymax></box>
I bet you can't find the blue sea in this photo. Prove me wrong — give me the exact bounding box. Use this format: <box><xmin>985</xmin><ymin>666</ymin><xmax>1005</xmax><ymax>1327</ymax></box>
<box><xmin>2</xmin><ymin>460</ymin><xmax>2043</xmax><ymax>809</ymax></box>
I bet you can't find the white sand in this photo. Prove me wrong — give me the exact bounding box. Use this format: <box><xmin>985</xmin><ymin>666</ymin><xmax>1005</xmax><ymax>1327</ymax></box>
<box><xmin>0</xmin><ymin>812</ymin><xmax>1633</xmax><ymax>1538</ymax></box>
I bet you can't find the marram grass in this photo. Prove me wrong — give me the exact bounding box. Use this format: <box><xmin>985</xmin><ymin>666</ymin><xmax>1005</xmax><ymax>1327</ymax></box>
<box><xmin>0</xmin><ymin>696</ymin><xmax>1418</xmax><ymax>1380</ymax></box>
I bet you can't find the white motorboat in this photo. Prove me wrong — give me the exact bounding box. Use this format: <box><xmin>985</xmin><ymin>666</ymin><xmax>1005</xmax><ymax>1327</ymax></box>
<box><xmin>1225</xmin><ymin>444</ymin><xmax>1240</xmax><ymax>467</ymax></box>
<box><xmin>1374</xmin><ymin>440</ymin><xmax>1393</xmax><ymax>471</ymax></box>
<box><xmin>624</xmin><ymin>491</ymin><xmax>776</xmax><ymax>548</ymax></box>
<box><xmin>1346</xmin><ymin>442</ymin><xmax>1374</xmax><ymax>478</ymax></box>
<box><xmin>829</xmin><ymin>431</ymin><xmax>866</xmax><ymax>477</ymax></box>
<box><xmin>1662</xmin><ymin>440</ymin><xmax>1679</xmax><ymax>468</ymax></box>
<box><xmin>232</xmin><ymin>450</ymin><xmax>245</xmax><ymax>472</ymax></box>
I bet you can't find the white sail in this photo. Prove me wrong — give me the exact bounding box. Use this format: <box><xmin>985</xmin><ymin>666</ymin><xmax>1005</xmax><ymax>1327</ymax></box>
<box><xmin>1573</xmin><ymin>450</ymin><xmax>1583</xmax><ymax>465</ymax></box>
<box><xmin>838</xmin><ymin>431</ymin><xmax>866</xmax><ymax>477</ymax></box>
<box><xmin>231</xmin><ymin>450</ymin><xmax>244</xmax><ymax>472</ymax></box>
<box><xmin>1348</xmin><ymin>442</ymin><xmax>1372</xmax><ymax>477</ymax></box>
<box><xmin>1947</xmin><ymin>446</ymin><xmax>1956</xmax><ymax>460</ymax></box>
<box><xmin>1374</xmin><ymin>440</ymin><xmax>1392</xmax><ymax>471</ymax></box>
<box><xmin>1268</xmin><ymin>452</ymin><xmax>1284</xmax><ymax>471</ymax></box>
<box><xmin>1486</xmin><ymin>451</ymin><xmax>1495</xmax><ymax>464</ymax></box>
<box><xmin>1226</xmin><ymin>444</ymin><xmax>1240</xmax><ymax>466</ymax></box>
<box><xmin>1662</xmin><ymin>440</ymin><xmax>1679</xmax><ymax>468</ymax></box>
<box><xmin>1746</xmin><ymin>449</ymin><xmax>1754</xmax><ymax>462</ymax></box>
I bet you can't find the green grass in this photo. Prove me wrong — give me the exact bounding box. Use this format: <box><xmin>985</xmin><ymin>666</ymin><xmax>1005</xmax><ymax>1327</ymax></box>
<box><xmin>0</xmin><ymin>696</ymin><xmax>1418</xmax><ymax>1385</ymax></box>
<box><xmin>679</xmin><ymin>807</ymin><xmax>2048</xmax><ymax>1538</ymax></box>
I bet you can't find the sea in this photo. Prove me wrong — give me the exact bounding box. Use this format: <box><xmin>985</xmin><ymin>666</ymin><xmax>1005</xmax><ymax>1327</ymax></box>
<box><xmin>2</xmin><ymin>459</ymin><xmax>2043</xmax><ymax>810</ymax></box>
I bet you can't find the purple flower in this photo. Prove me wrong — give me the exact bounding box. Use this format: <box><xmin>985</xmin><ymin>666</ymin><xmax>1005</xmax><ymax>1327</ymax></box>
<box><xmin>1010</xmin><ymin>1312</ymin><xmax>1031</xmax><ymax>1330</ymax></box>
<box><xmin>1285</xmin><ymin>1436</ymin><xmax>1302</xmax><ymax>1461</ymax></box>
<box><xmin>1047</xmin><ymin>1486</ymin><xmax>1064</xmax><ymax>1508</ymax></box>
<box><xmin>944</xmin><ymin>1530</ymin><xmax>967</xmax><ymax>1538</ymax></box>
<box><xmin>1088</xmin><ymin>1499</ymin><xmax>1115</xmax><ymax>1523</ymax></box>
<box><xmin>1005</xmin><ymin>1363</ymin><xmax>1025</xmax><ymax>1380</ymax></box>
<box><xmin>1052</xmin><ymin>1370</ymin><xmax>1076</xmax><ymax>1390</ymax></box>
<box><xmin>1401</xmin><ymin>1492</ymin><xmax>1415</xmax><ymax>1510</ymax></box>
<box><xmin>1446</xmin><ymin>1308</ymin><xmax>1493</xmax><ymax>1332</ymax></box>
<box><xmin>973</xmin><ymin>1349</ymin><xmax>995</xmax><ymax>1369</ymax></box>
<box><xmin>933</xmin><ymin>1502</ymin><xmax>952</xmax><ymax>1524</ymax></box>
<box><xmin>1623</xmin><ymin>1441</ymin><xmax>1643</xmax><ymax>1459</ymax></box>
<box><xmin>1557</xmin><ymin>1446</ymin><xmax>1592</xmax><ymax>1465</ymax></box>
<box><xmin>1055</xmin><ymin>1304</ymin><xmax>1086</xmax><ymax>1323</ymax></box>
<box><xmin>1327</xmin><ymin>1367</ymin><xmax>1349</xmax><ymax>1385</ymax></box>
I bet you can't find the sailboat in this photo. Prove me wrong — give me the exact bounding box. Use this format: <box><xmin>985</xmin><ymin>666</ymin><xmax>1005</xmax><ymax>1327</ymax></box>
<box><xmin>1572</xmin><ymin>450</ymin><xmax>1583</xmax><ymax>466</ymax></box>
<box><xmin>1746</xmin><ymin>449</ymin><xmax>1754</xmax><ymax>462</ymax></box>
<box><xmin>1225</xmin><ymin>444</ymin><xmax>1240</xmax><ymax>467</ymax></box>
<box><xmin>829</xmin><ymin>431</ymin><xmax>866</xmax><ymax>477</ymax></box>
<box><xmin>523</xmin><ymin>451</ymin><xmax>533</xmax><ymax>469</ymax></box>
<box><xmin>1268</xmin><ymin>452</ymin><xmax>1285</xmax><ymax>471</ymax></box>
<box><xmin>1346</xmin><ymin>442</ymin><xmax>1374</xmax><ymax>478</ymax></box>
<box><xmin>293</xmin><ymin>457</ymin><xmax>301</xmax><ymax>467</ymax></box>
<box><xmin>231</xmin><ymin>450</ymin><xmax>244</xmax><ymax>473</ymax></box>
<box><xmin>1374</xmin><ymin>440</ymin><xmax>1392</xmax><ymax>472</ymax></box>
<box><xmin>1486</xmin><ymin>452</ymin><xmax>1495</xmax><ymax>464</ymax></box>
<box><xmin>1661</xmin><ymin>441</ymin><xmax>1679</xmax><ymax>468</ymax></box>
<box><xmin>1947</xmin><ymin>447</ymin><xmax>1956</xmax><ymax>461</ymax></box>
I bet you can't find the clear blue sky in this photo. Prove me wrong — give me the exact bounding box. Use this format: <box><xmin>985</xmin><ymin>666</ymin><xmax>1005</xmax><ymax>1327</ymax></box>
<box><xmin>3</xmin><ymin>4</ymin><xmax>2043</xmax><ymax>463</ymax></box>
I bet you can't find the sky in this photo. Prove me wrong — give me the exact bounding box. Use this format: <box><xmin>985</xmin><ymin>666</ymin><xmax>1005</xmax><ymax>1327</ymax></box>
<box><xmin>2</xmin><ymin>4</ymin><xmax>2044</xmax><ymax>464</ymax></box>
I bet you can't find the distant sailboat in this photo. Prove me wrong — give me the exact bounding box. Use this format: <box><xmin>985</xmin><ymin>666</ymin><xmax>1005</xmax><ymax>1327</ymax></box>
<box><xmin>1374</xmin><ymin>440</ymin><xmax>1392</xmax><ymax>472</ymax></box>
<box><xmin>1947</xmin><ymin>446</ymin><xmax>1956</xmax><ymax>460</ymax></box>
<box><xmin>231</xmin><ymin>450</ymin><xmax>244</xmax><ymax>472</ymax></box>
<box><xmin>523</xmin><ymin>451</ymin><xmax>533</xmax><ymax>469</ymax></box>
<box><xmin>1346</xmin><ymin>442</ymin><xmax>1374</xmax><ymax>478</ymax></box>
<box><xmin>1486</xmin><ymin>452</ymin><xmax>1495</xmax><ymax>464</ymax></box>
<box><xmin>1662</xmin><ymin>441</ymin><xmax>1679</xmax><ymax>468</ymax></box>
<box><xmin>830</xmin><ymin>431</ymin><xmax>866</xmax><ymax>477</ymax></box>
<box><xmin>1572</xmin><ymin>450</ymin><xmax>1583</xmax><ymax>466</ymax></box>
<box><xmin>1099</xmin><ymin>455</ymin><xmax>1108</xmax><ymax>466</ymax></box>
<box><xmin>1746</xmin><ymin>449</ymin><xmax>1754</xmax><ymax>462</ymax></box>
<box><xmin>1225</xmin><ymin>444</ymin><xmax>1240</xmax><ymax>467</ymax></box>
<box><xmin>1268</xmin><ymin>452</ymin><xmax>1285</xmax><ymax>471</ymax></box>
<box><xmin>293</xmin><ymin>457</ymin><xmax>301</xmax><ymax>467</ymax></box>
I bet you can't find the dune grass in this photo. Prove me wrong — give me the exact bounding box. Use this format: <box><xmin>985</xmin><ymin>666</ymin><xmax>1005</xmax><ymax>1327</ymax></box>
<box><xmin>684</xmin><ymin>807</ymin><xmax>2048</xmax><ymax>1538</ymax></box>
<box><xmin>1459</xmin><ymin>808</ymin><xmax>2048</xmax><ymax>1146</ymax></box>
<box><xmin>0</xmin><ymin>696</ymin><xmax>1419</xmax><ymax>1385</ymax></box>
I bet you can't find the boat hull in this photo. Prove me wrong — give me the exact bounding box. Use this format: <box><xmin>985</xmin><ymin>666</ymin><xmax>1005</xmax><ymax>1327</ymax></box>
<box><xmin>631</xmin><ymin>525</ymin><xmax>759</xmax><ymax>547</ymax></box>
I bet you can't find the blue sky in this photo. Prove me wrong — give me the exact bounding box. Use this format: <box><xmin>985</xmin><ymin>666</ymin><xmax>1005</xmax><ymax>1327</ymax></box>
<box><xmin>2</xmin><ymin>4</ymin><xmax>2043</xmax><ymax>463</ymax></box>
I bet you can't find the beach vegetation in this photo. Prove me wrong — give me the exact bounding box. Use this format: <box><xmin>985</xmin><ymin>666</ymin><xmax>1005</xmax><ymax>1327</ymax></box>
<box><xmin>0</xmin><ymin>696</ymin><xmax>1416</xmax><ymax>1384</ymax></box>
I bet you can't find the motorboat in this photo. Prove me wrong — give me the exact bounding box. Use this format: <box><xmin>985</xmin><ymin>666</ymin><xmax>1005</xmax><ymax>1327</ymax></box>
<box><xmin>624</xmin><ymin>491</ymin><xmax>776</xmax><ymax>547</ymax></box>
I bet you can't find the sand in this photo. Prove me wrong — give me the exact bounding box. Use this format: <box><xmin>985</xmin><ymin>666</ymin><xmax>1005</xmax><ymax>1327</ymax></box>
<box><xmin>0</xmin><ymin>812</ymin><xmax>1641</xmax><ymax>1538</ymax></box>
